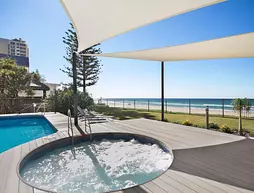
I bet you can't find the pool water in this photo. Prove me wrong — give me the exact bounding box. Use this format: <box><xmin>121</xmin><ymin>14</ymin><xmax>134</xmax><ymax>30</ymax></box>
<box><xmin>21</xmin><ymin>139</ymin><xmax>173</xmax><ymax>193</ymax></box>
<box><xmin>0</xmin><ymin>115</ymin><xmax>56</xmax><ymax>153</ymax></box>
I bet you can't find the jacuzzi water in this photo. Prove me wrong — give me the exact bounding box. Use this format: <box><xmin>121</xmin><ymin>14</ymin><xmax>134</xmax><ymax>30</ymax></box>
<box><xmin>20</xmin><ymin>139</ymin><xmax>173</xmax><ymax>193</ymax></box>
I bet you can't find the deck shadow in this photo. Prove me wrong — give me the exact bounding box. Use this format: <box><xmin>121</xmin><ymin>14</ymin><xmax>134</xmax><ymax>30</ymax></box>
<box><xmin>122</xmin><ymin>186</ymin><xmax>149</xmax><ymax>193</ymax></box>
<box><xmin>75</xmin><ymin>124</ymin><xmax>86</xmax><ymax>135</ymax></box>
<box><xmin>171</xmin><ymin>138</ymin><xmax>254</xmax><ymax>191</ymax></box>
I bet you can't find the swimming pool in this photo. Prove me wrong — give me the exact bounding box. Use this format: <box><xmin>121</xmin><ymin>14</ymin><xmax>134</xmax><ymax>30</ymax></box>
<box><xmin>19</xmin><ymin>133</ymin><xmax>173</xmax><ymax>193</ymax></box>
<box><xmin>0</xmin><ymin>115</ymin><xmax>57</xmax><ymax>153</ymax></box>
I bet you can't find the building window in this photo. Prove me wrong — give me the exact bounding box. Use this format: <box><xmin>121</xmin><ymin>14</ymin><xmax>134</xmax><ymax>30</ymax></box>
<box><xmin>10</xmin><ymin>42</ymin><xmax>15</xmax><ymax>45</ymax></box>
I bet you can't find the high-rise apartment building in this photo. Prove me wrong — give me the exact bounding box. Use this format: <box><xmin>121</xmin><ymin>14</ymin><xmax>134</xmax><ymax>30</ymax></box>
<box><xmin>0</xmin><ymin>37</ymin><xmax>29</xmax><ymax>68</ymax></box>
<box><xmin>8</xmin><ymin>38</ymin><xmax>29</xmax><ymax>57</ymax></box>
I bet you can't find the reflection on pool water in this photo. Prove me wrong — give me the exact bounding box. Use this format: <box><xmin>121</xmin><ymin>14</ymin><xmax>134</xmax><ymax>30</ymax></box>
<box><xmin>20</xmin><ymin>139</ymin><xmax>173</xmax><ymax>193</ymax></box>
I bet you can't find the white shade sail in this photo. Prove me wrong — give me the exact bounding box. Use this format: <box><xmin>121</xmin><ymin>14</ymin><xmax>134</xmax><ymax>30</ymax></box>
<box><xmin>60</xmin><ymin>0</ymin><xmax>225</xmax><ymax>52</ymax></box>
<box><xmin>84</xmin><ymin>33</ymin><xmax>254</xmax><ymax>61</ymax></box>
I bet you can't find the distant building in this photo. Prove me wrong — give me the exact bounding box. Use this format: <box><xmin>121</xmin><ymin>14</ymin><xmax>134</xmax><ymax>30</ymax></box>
<box><xmin>0</xmin><ymin>38</ymin><xmax>29</xmax><ymax>57</ymax></box>
<box><xmin>0</xmin><ymin>53</ymin><xmax>29</xmax><ymax>68</ymax></box>
<box><xmin>0</xmin><ymin>38</ymin><xmax>29</xmax><ymax>68</ymax></box>
<box><xmin>0</xmin><ymin>38</ymin><xmax>9</xmax><ymax>54</ymax></box>
<box><xmin>19</xmin><ymin>82</ymin><xmax>61</xmax><ymax>98</ymax></box>
<box><xmin>44</xmin><ymin>83</ymin><xmax>61</xmax><ymax>97</ymax></box>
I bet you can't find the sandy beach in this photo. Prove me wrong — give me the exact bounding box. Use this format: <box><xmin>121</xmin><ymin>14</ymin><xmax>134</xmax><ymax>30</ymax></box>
<box><xmin>105</xmin><ymin>101</ymin><xmax>253</xmax><ymax>117</ymax></box>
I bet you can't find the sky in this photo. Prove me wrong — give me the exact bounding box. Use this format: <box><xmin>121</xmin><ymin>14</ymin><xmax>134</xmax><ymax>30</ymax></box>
<box><xmin>0</xmin><ymin>0</ymin><xmax>254</xmax><ymax>99</ymax></box>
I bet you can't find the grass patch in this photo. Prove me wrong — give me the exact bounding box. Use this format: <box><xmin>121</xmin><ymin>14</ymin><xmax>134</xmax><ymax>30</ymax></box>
<box><xmin>93</xmin><ymin>106</ymin><xmax>156</xmax><ymax>120</ymax></box>
<box><xmin>94</xmin><ymin>106</ymin><xmax>254</xmax><ymax>136</ymax></box>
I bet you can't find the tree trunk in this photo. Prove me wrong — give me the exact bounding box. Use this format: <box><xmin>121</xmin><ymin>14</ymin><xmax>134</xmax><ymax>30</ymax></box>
<box><xmin>239</xmin><ymin>109</ymin><xmax>243</xmax><ymax>136</ymax></box>
<box><xmin>83</xmin><ymin>56</ymin><xmax>86</xmax><ymax>93</ymax></box>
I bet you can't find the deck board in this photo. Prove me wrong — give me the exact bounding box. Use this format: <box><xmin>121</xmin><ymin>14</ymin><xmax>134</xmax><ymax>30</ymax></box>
<box><xmin>35</xmin><ymin>137</ymin><xmax>44</xmax><ymax>147</ymax></box>
<box><xmin>143</xmin><ymin>180</ymin><xmax>168</xmax><ymax>193</ymax></box>
<box><xmin>133</xmin><ymin>185</ymin><xmax>153</xmax><ymax>193</ymax></box>
<box><xmin>0</xmin><ymin>113</ymin><xmax>253</xmax><ymax>193</ymax></box>
<box><xmin>28</xmin><ymin>139</ymin><xmax>37</xmax><ymax>152</ymax></box>
<box><xmin>19</xmin><ymin>142</ymin><xmax>33</xmax><ymax>193</ymax></box>
<box><xmin>158</xmin><ymin>173</ymin><xmax>197</xmax><ymax>193</ymax></box>
<box><xmin>4</xmin><ymin>146</ymin><xmax>21</xmax><ymax>193</ymax></box>
<box><xmin>165</xmin><ymin>170</ymin><xmax>212</xmax><ymax>193</ymax></box>
<box><xmin>0</xmin><ymin>149</ymin><xmax>13</xmax><ymax>193</ymax></box>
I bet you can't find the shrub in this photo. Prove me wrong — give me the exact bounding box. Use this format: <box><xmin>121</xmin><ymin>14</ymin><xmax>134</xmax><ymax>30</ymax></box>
<box><xmin>163</xmin><ymin>118</ymin><xmax>169</xmax><ymax>122</ymax></box>
<box><xmin>248</xmin><ymin>130</ymin><xmax>254</xmax><ymax>137</ymax></box>
<box><xmin>209</xmin><ymin>123</ymin><xmax>220</xmax><ymax>130</ymax></box>
<box><xmin>171</xmin><ymin>121</ymin><xmax>180</xmax><ymax>124</ymax></box>
<box><xmin>242</xmin><ymin>128</ymin><xmax>254</xmax><ymax>137</ymax></box>
<box><xmin>47</xmin><ymin>86</ymin><xmax>94</xmax><ymax>115</ymax></box>
<box><xmin>220</xmin><ymin>124</ymin><xmax>233</xmax><ymax>133</ymax></box>
<box><xmin>242</xmin><ymin>128</ymin><xmax>250</xmax><ymax>135</ymax></box>
<box><xmin>182</xmin><ymin>120</ymin><xmax>193</xmax><ymax>126</ymax></box>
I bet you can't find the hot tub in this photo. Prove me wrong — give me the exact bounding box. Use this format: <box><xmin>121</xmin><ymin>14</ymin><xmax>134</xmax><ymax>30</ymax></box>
<box><xmin>18</xmin><ymin>132</ymin><xmax>173</xmax><ymax>193</ymax></box>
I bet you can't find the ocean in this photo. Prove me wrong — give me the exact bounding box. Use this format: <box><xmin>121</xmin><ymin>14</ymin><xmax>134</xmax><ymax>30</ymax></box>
<box><xmin>101</xmin><ymin>98</ymin><xmax>254</xmax><ymax>111</ymax></box>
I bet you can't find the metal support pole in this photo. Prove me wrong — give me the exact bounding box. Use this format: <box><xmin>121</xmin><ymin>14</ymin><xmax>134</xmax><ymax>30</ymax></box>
<box><xmin>161</xmin><ymin>61</ymin><xmax>164</xmax><ymax>121</ymax></box>
<box><xmin>33</xmin><ymin>103</ymin><xmax>36</xmax><ymax>113</ymax></box>
<box><xmin>18</xmin><ymin>98</ymin><xmax>21</xmax><ymax>113</ymax></box>
<box><xmin>165</xmin><ymin>100</ymin><xmax>167</xmax><ymax>113</ymax></box>
<box><xmin>222</xmin><ymin>99</ymin><xmax>224</xmax><ymax>117</ymax></box>
<box><xmin>82</xmin><ymin>56</ymin><xmax>86</xmax><ymax>93</ymax></box>
<box><xmin>114</xmin><ymin>99</ymin><xmax>115</xmax><ymax>108</ymax></box>
<box><xmin>123</xmin><ymin>99</ymin><xmax>124</xmax><ymax>109</ymax></box>
<box><xmin>43</xmin><ymin>90</ymin><xmax>46</xmax><ymax>99</ymax></box>
<box><xmin>134</xmin><ymin>100</ymin><xmax>136</xmax><ymax>109</ymax></box>
<box><xmin>206</xmin><ymin>106</ymin><xmax>209</xmax><ymax>129</ymax></box>
<box><xmin>148</xmin><ymin>100</ymin><xmax>150</xmax><ymax>111</ymax></box>
<box><xmin>54</xmin><ymin>89</ymin><xmax>57</xmax><ymax>114</ymax></box>
<box><xmin>189</xmin><ymin>99</ymin><xmax>191</xmax><ymax>114</ymax></box>
<box><xmin>72</xmin><ymin>52</ymin><xmax>78</xmax><ymax>126</ymax></box>
<box><xmin>107</xmin><ymin>99</ymin><xmax>108</xmax><ymax>106</ymax></box>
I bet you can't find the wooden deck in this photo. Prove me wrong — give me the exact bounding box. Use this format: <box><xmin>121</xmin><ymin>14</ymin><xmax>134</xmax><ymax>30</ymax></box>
<box><xmin>0</xmin><ymin>112</ymin><xmax>254</xmax><ymax>193</ymax></box>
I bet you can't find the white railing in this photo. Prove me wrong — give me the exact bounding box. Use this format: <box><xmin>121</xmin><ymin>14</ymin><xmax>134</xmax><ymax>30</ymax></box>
<box><xmin>36</xmin><ymin>103</ymin><xmax>46</xmax><ymax>114</ymax></box>
<box><xmin>19</xmin><ymin>103</ymin><xmax>37</xmax><ymax>113</ymax></box>
<box><xmin>77</xmin><ymin>106</ymin><xmax>92</xmax><ymax>141</ymax></box>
